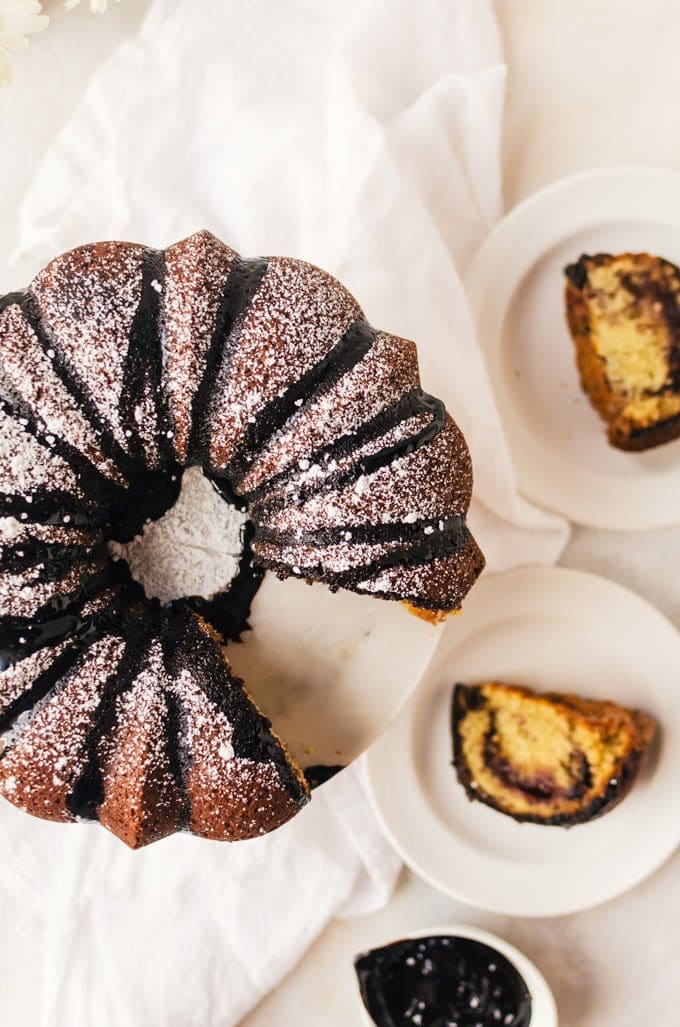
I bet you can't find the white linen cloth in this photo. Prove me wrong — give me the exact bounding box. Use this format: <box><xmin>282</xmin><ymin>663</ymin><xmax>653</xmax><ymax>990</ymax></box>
<box><xmin>1</xmin><ymin>1</ymin><xmax>569</xmax><ymax>1025</ymax></box>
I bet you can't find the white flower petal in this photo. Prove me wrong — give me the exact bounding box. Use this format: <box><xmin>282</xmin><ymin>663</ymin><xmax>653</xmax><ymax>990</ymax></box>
<box><xmin>0</xmin><ymin>0</ymin><xmax>48</xmax><ymax>86</ymax></box>
<box><xmin>63</xmin><ymin>0</ymin><xmax>121</xmax><ymax>11</ymax></box>
<box><xmin>0</xmin><ymin>29</ymin><xmax>29</xmax><ymax>50</ymax></box>
<box><xmin>10</xmin><ymin>13</ymin><xmax>48</xmax><ymax>35</ymax></box>
<box><xmin>23</xmin><ymin>13</ymin><xmax>49</xmax><ymax>33</ymax></box>
<box><xmin>0</xmin><ymin>0</ymin><xmax>41</xmax><ymax>17</ymax></box>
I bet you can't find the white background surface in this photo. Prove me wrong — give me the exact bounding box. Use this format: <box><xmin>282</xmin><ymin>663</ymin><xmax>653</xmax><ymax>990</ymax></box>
<box><xmin>3</xmin><ymin>2</ymin><xmax>680</xmax><ymax>1025</ymax></box>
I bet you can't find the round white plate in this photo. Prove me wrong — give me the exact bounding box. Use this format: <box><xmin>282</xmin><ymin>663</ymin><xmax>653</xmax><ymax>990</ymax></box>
<box><xmin>364</xmin><ymin>565</ymin><xmax>680</xmax><ymax>917</ymax></box>
<box><xmin>465</xmin><ymin>165</ymin><xmax>680</xmax><ymax>530</ymax></box>
<box><xmin>357</xmin><ymin>923</ymin><xmax>557</xmax><ymax>1027</ymax></box>
<box><xmin>227</xmin><ymin>572</ymin><xmax>440</xmax><ymax>771</ymax></box>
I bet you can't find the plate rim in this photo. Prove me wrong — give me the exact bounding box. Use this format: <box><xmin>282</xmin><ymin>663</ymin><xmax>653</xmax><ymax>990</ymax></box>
<box><xmin>356</xmin><ymin>922</ymin><xmax>558</xmax><ymax>1027</ymax></box>
<box><xmin>464</xmin><ymin>163</ymin><xmax>680</xmax><ymax>531</ymax></box>
<box><xmin>364</xmin><ymin>563</ymin><xmax>680</xmax><ymax>917</ymax></box>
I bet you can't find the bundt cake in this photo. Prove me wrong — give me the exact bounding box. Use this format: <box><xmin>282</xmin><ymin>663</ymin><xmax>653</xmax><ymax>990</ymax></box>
<box><xmin>0</xmin><ymin>231</ymin><xmax>483</xmax><ymax>848</ymax></box>
<box><xmin>565</xmin><ymin>252</ymin><xmax>680</xmax><ymax>451</ymax></box>
<box><xmin>452</xmin><ymin>681</ymin><xmax>656</xmax><ymax>825</ymax></box>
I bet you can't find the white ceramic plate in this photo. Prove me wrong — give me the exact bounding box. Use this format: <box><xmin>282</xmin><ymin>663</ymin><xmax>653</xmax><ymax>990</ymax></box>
<box><xmin>364</xmin><ymin>565</ymin><xmax>680</xmax><ymax>917</ymax></box>
<box><xmin>227</xmin><ymin>572</ymin><xmax>440</xmax><ymax>771</ymax></box>
<box><xmin>465</xmin><ymin>165</ymin><xmax>680</xmax><ymax>530</ymax></box>
<box><xmin>357</xmin><ymin>923</ymin><xmax>557</xmax><ymax>1027</ymax></box>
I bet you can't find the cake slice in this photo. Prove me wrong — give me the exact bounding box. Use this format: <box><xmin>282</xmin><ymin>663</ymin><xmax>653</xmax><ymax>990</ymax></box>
<box><xmin>452</xmin><ymin>681</ymin><xmax>656</xmax><ymax>825</ymax></box>
<box><xmin>564</xmin><ymin>252</ymin><xmax>680</xmax><ymax>450</ymax></box>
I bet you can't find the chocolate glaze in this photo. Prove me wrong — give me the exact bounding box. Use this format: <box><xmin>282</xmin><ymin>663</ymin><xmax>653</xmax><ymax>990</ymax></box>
<box><xmin>0</xmin><ymin>573</ymin><xmax>134</xmax><ymax>674</ymax></box>
<box><xmin>159</xmin><ymin>607</ymin><xmax>306</xmax><ymax>799</ymax></box>
<box><xmin>0</xmin><ymin>567</ymin><xmax>124</xmax><ymax>650</ymax></box>
<box><xmin>248</xmin><ymin>386</ymin><xmax>445</xmax><ymax>517</ymax></box>
<box><xmin>161</xmin><ymin>686</ymin><xmax>191</xmax><ymax>828</ymax></box>
<box><xmin>0</xmin><ymin>539</ymin><xmax>96</xmax><ymax>581</ymax></box>
<box><xmin>0</xmin><ymin>388</ymin><xmax>124</xmax><ymax>513</ymax></box>
<box><xmin>108</xmin><ymin>467</ymin><xmax>182</xmax><ymax>543</ymax></box>
<box><xmin>260</xmin><ymin>518</ymin><xmax>472</xmax><ymax>593</ymax></box>
<box><xmin>355</xmin><ymin>936</ymin><xmax>532</xmax><ymax>1027</ymax></box>
<box><xmin>304</xmin><ymin>764</ymin><xmax>344</xmax><ymax>789</ymax></box>
<box><xmin>255</xmin><ymin>514</ymin><xmax>465</xmax><ymax>548</ymax></box>
<box><xmin>188</xmin><ymin>257</ymin><xmax>269</xmax><ymax>464</ymax></box>
<box><xmin>17</xmin><ymin>290</ymin><xmax>142</xmax><ymax>482</ymax></box>
<box><xmin>0</xmin><ymin>488</ymin><xmax>100</xmax><ymax>529</ymax></box>
<box><xmin>119</xmin><ymin>247</ymin><xmax>175</xmax><ymax>466</ymax></box>
<box><xmin>0</xmin><ymin>642</ymin><xmax>84</xmax><ymax>731</ymax></box>
<box><xmin>0</xmin><ymin>472</ymin><xmax>265</xmax><ymax>673</ymax></box>
<box><xmin>67</xmin><ymin>625</ymin><xmax>155</xmax><ymax>820</ymax></box>
<box><xmin>227</xmin><ymin>317</ymin><xmax>377</xmax><ymax>486</ymax></box>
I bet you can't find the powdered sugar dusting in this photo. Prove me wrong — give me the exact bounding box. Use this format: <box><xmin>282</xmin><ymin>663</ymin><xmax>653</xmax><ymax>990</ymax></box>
<box><xmin>0</xmin><ymin>303</ymin><xmax>126</xmax><ymax>486</ymax></box>
<box><xmin>0</xmin><ymin>642</ymin><xmax>70</xmax><ymax>721</ymax></box>
<box><xmin>131</xmin><ymin>384</ymin><xmax>162</xmax><ymax>469</ymax></box>
<box><xmin>30</xmin><ymin>242</ymin><xmax>149</xmax><ymax>456</ymax></box>
<box><xmin>255</xmin><ymin>537</ymin><xmax>407</xmax><ymax>575</ymax></box>
<box><xmin>0</xmin><ymin>635</ymin><xmax>125</xmax><ymax>819</ymax></box>
<box><xmin>240</xmin><ymin>332</ymin><xmax>419</xmax><ymax>494</ymax></box>
<box><xmin>80</xmin><ymin>586</ymin><xmax>120</xmax><ymax>621</ymax></box>
<box><xmin>0</xmin><ymin>558</ymin><xmax>103</xmax><ymax>619</ymax></box>
<box><xmin>0</xmin><ymin>405</ymin><xmax>81</xmax><ymax>500</ymax></box>
<box><xmin>264</xmin><ymin>416</ymin><xmax>472</xmax><ymax>535</ymax></box>
<box><xmin>356</xmin><ymin>542</ymin><xmax>483</xmax><ymax>609</ymax></box>
<box><xmin>0</xmin><ymin>518</ymin><xmax>97</xmax><ymax>549</ymax></box>
<box><xmin>169</xmin><ymin>667</ymin><xmax>236</xmax><ymax>762</ymax></box>
<box><xmin>96</xmin><ymin>641</ymin><xmax>185</xmax><ymax>843</ymax></box>
<box><xmin>162</xmin><ymin>232</ymin><xmax>238</xmax><ymax>460</ymax></box>
<box><xmin>209</xmin><ymin>256</ymin><xmax>361</xmax><ymax>469</ymax></box>
<box><xmin>168</xmin><ymin>665</ymin><xmax>290</xmax><ymax>839</ymax></box>
<box><xmin>108</xmin><ymin>466</ymin><xmax>246</xmax><ymax>604</ymax></box>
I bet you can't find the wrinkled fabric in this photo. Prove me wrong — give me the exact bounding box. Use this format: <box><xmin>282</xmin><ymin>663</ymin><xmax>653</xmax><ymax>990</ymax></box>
<box><xmin>1</xmin><ymin>764</ymin><xmax>399</xmax><ymax>1027</ymax></box>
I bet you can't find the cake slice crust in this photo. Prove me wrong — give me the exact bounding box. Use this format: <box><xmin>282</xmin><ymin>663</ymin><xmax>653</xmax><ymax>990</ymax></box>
<box><xmin>452</xmin><ymin>681</ymin><xmax>656</xmax><ymax>826</ymax></box>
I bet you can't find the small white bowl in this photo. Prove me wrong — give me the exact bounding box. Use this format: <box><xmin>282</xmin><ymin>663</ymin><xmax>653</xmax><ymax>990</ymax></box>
<box><xmin>357</xmin><ymin>923</ymin><xmax>558</xmax><ymax>1027</ymax></box>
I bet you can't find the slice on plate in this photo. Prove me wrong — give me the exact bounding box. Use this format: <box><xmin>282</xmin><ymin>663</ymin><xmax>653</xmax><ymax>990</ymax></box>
<box><xmin>452</xmin><ymin>681</ymin><xmax>656</xmax><ymax>825</ymax></box>
<box><xmin>564</xmin><ymin>252</ymin><xmax>680</xmax><ymax>451</ymax></box>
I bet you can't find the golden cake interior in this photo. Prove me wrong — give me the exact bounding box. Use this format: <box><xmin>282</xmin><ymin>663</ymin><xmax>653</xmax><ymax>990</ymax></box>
<box><xmin>565</xmin><ymin>252</ymin><xmax>680</xmax><ymax>449</ymax></box>
<box><xmin>453</xmin><ymin>681</ymin><xmax>656</xmax><ymax>824</ymax></box>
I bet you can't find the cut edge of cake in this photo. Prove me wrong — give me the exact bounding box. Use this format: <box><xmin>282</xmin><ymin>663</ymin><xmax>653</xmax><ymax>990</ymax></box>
<box><xmin>451</xmin><ymin>680</ymin><xmax>657</xmax><ymax>827</ymax></box>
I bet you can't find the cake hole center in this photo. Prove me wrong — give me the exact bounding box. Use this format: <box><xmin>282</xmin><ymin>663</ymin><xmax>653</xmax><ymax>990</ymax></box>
<box><xmin>108</xmin><ymin>466</ymin><xmax>247</xmax><ymax>604</ymax></box>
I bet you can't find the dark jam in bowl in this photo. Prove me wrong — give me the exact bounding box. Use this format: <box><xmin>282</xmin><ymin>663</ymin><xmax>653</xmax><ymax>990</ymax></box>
<box><xmin>354</xmin><ymin>935</ymin><xmax>532</xmax><ymax>1027</ymax></box>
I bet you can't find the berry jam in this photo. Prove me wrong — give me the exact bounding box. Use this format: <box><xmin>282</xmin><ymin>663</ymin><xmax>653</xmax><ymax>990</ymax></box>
<box><xmin>355</xmin><ymin>935</ymin><xmax>532</xmax><ymax>1027</ymax></box>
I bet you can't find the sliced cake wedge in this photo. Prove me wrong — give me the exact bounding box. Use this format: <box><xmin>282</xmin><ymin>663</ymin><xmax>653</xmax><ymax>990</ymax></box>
<box><xmin>452</xmin><ymin>681</ymin><xmax>656</xmax><ymax>826</ymax></box>
<box><xmin>564</xmin><ymin>252</ymin><xmax>680</xmax><ymax>450</ymax></box>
